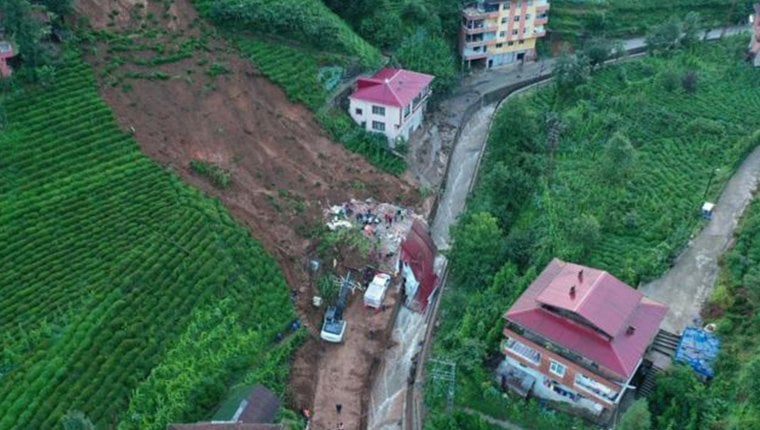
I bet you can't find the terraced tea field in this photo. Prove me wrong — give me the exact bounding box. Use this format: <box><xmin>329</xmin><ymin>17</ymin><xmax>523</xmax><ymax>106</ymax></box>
<box><xmin>0</xmin><ymin>50</ymin><xmax>296</xmax><ymax>429</ymax></box>
<box><xmin>550</xmin><ymin>0</ymin><xmax>754</xmax><ymax>37</ymax></box>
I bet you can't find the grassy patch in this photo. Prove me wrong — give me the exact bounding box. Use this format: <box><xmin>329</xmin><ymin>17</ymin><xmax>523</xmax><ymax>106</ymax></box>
<box><xmin>190</xmin><ymin>159</ymin><xmax>232</xmax><ymax>188</ymax></box>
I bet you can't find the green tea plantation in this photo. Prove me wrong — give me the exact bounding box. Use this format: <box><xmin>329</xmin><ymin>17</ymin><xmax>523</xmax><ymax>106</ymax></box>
<box><xmin>0</xmin><ymin>50</ymin><xmax>297</xmax><ymax>429</ymax></box>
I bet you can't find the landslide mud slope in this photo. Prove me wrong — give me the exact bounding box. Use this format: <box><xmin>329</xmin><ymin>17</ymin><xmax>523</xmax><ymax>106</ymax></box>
<box><xmin>75</xmin><ymin>0</ymin><xmax>417</xmax><ymax>292</ymax></box>
<box><xmin>75</xmin><ymin>0</ymin><xmax>418</xmax><ymax>421</ymax></box>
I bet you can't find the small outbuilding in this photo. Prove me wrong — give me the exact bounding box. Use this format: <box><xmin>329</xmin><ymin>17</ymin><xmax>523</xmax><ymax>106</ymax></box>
<box><xmin>168</xmin><ymin>385</ymin><xmax>282</xmax><ymax>430</ymax></box>
<box><xmin>399</xmin><ymin>220</ymin><xmax>438</xmax><ymax>313</ymax></box>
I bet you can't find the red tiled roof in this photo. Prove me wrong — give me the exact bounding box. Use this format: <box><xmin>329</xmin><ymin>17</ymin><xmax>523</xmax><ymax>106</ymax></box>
<box><xmin>505</xmin><ymin>259</ymin><xmax>668</xmax><ymax>379</ymax></box>
<box><xmin>534</xmin><ymin>263</ymin><xmax>640</xmax><ymax>338</ymax></box>
<box><xmin>350</xmin><ymin>68</ymin><xmax>434</xmax><ymax>108</ymax></box>
<box><xmin>400</xmin><ymin>220</ymin><xmax>438</xmax><ymax>312</ymax></box>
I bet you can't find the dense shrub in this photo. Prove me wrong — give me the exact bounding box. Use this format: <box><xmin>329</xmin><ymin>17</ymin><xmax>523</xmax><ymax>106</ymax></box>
<box><xmin>394</xmin><ymin>29</ymin><xmax>457</xmax><ymax>97</ymax></box>
<box><xmin>202</xmin><ymin>0</ymin><xmax>381</xmax><ymax>67</ymax></box>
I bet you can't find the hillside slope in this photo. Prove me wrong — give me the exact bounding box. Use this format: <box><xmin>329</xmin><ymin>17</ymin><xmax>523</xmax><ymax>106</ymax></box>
<box><xmin>550</xmin><ymin>0</ymin><xmax>755</xmax><ymax>37</ymax></box>
<box><xmin>74</xmin><ymin>0</ymin><xmax>417</xmax><ymax>293</ymax></box>
<box><xmin>0</xmin><ymin>51</ymin><xmax>296</xmax><ymax>429</ymax></box>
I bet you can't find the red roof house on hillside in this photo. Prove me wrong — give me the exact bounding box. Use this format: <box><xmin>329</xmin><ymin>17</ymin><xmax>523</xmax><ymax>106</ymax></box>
<box><xmin>349</xmin><ymin>68</ymin><xmax>434</xmax><ymax>145</ymax></box>
<box><xmin>498</xmin><ymin>259</ymin><xmax>667</xmax><ymax>418</ymax></box>
<box><xmin>399</xmin><ymin>220</ymin><xmax>438</xmax><ymax>313</ymax></box>
<box><xmin>0</xmin><ymin>41</ymin><xmax>15</xmax><ymax>78</ymax></box>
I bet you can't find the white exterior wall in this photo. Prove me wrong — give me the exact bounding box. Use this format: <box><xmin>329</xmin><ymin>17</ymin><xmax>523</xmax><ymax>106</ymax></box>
<box><xmin>348</xmin><ymin>98</ymin><xmax>428</xmax><ymax>146</ymax></box>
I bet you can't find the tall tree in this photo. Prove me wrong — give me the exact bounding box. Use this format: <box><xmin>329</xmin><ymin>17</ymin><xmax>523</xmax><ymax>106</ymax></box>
<box><xmin>448</xmin><ymin>212</ymin><xmax>505</xmax><ymax>290</ymax></box>
<box><xmin>618</xmin><ymin>399</ymin><xmax>653</xmax><ymax>430</ymax></box>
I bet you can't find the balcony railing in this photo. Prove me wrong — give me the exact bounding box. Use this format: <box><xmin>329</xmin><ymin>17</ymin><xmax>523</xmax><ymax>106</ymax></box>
<box><xmin>462</xmin><ymin>23</ymin><xmax>499</xmax><ymax>35</ymax></box>
<box><xmin>574</xmin><ymin>373</ymin><xmax>619</xmax><ymax>403</ymax></box>
<box><xmin>504</xmin><ymin>338</ymin><xmax>542</xmax><ymax>365</ymax></box>
<box><xmin>462</xmin><ymin>7</ymin><xmax>500</xmax><ymax>20</ymax></box>
<box><xmin>463</xmin><ymin>51</ymin><xmax>489</xmax><ymax>60</ymax></box>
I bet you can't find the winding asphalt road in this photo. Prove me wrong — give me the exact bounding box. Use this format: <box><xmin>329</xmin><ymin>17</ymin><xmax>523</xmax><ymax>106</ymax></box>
<box><xmin>402</xmin><ymin>25</ymin><xmax>753</xmax><ymax>430</ymax></box>
<box><xmin>639</xmin><ymin>147</ymin><xmax>760</xmax><ymax>334</ymax></box>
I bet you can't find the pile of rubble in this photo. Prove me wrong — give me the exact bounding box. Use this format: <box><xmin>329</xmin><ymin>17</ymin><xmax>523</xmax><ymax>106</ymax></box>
<box><xmin>325</xmin><ymin>199</ymin><xmax>423</xmax><ymax>275</ymax></box>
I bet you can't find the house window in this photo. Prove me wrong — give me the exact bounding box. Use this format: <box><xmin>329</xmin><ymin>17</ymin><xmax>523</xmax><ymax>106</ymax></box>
<box><xmin>508</xmin><ymin>41</ymin><xmax>515</xmax><ymax>46</ymax></box>
<box><xmin>514</xmin><ymin>15</ymin><xmax>520</xmax><ymax>22</ymax></box>
<box><xmin>496</xmin><ymin>43</ymin><xmax>503</xmax><ymax>48</ymax></box>
<box><xmin>526</xmin><ymin>13</ymin><xmax>532</xmax><ymax>20</ymax></box>
<box><xmin>372</xmin><ymin>105</ymin><xmax>385</xmax><ymax>116</ymax></box>
<box><xmin>372</xmin><ymin>121</ymin><xmax>385</xmax><ymax>131</ymax></box>
<box><xmin>499</xmin><ymin>31</ymin><xmax>506</xmax><ymax>38</ymax></box>
<box><xmin>549</xmin><ymin>360</ymin><xmax>566</xmax><ymax>377</ymax></box>
<box><xmin>501</xmin><ymin>17</ymin><xmax>507</xmax><ymax>24</ymax></box>
<box><xmin>519</xmin><ymin>40</ymin><xmax>525</xmax><ymax>44</ymax></box>
<box><xmin>355</xmin><ymin>108</ymin><xmax>363</xmax><ymax>115</ymax></box>
<box><xmin>512</xmin><ymin>29</ymin><xmax>519</xmax><ymax>35</ymax></box>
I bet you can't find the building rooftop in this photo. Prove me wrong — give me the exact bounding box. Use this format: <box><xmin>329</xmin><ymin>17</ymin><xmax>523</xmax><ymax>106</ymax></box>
<box><xmin>400</xmin><ymin>219</ymin><xmax>438</xmax><ymax>312</ymax></box>
<box><xmin>505</xmin><ymin>258</ymin><xmax>668</xmax><ymax>380</ymax></box>
<box><xmin>0</xmin><ymin>41</ymin><xmax>13</xmax><ymax>54</ymax></box>
<box><xmin>350</xmin><ymin>68</ymin><xmax>434</xmax><ymax>108</ymax></box>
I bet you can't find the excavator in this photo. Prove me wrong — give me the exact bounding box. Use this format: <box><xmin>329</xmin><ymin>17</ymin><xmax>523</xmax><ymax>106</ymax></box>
<box><xmin>320</xmin><ymin>272</ymin><xmax>353</xmax><ymax>343</ymax></box>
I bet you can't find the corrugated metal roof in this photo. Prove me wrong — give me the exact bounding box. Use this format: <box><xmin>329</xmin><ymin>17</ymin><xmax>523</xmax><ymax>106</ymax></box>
<box><xmin>400</xmin><ymin>220</ymin><xmax>437</xmax><ymax>312</ymax></box>
<box><xmin>505</xmin><ymin>258</ymin><xmax>668</xmax><ymax>379</ymax></box>
<box><xmin>350</xmin><ymin>68</ymin><xmax>434</xmax><ymax>108</ymax></box>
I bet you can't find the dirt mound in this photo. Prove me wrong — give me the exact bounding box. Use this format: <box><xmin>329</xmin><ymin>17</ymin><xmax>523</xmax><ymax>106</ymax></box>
<box><xmin>75</xmin><ymin>0</ymin><xmax>419</xmax><ymax>422</ymax></box>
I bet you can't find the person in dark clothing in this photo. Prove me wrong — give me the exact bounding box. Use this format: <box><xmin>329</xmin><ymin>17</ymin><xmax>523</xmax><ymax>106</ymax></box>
<box><xmin>336</xmin><ymin>403</ymin><xmax>342</xmax><ymax>415</ymax></box>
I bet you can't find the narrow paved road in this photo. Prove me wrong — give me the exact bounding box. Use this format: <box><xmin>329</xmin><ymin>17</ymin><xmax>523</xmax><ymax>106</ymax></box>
<box><xmin>430</xmin><ymin>105</ymin><xmax>496</xmax><ymax>250</ymax></box>
<box><xmin>639</xmin><ymin>147</ymin><xmax>760</xmax><ymax>334</ymax></box>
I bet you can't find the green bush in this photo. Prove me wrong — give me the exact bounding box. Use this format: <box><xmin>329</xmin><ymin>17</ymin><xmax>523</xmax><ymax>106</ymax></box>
<box><xmin>190</xmin><ymin>159</ymin><xmax>232</xmax><ymax>188</ymax></box>
<box><xmin>317</xmin><ymin>110</ymin><xmax>406</xmax><ymax>175</ymax></box>
<box><xmin>198</xmin><ymin>0</ymin><xmax>381</xmax><ymax>67</ymax></box>
<box><xmin>394</xmin><ymin>29</ymin><xmax>457</xmax><ymax>97</ymax></box>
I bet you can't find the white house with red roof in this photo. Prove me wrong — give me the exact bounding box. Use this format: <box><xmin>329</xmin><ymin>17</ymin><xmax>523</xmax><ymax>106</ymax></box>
<box><xmin>498</xmin><ymin>258</ymin><xmax>668</xmax><ymax>418</ymax></box>
<box><xmin>348</xmin><ymin>68</ymin><xmax>434</xmax><ymax>145</ymax></box>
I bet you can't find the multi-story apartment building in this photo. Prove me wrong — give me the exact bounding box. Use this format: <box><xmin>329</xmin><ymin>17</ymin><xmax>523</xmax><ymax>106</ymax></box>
<box><xmin>460</xmin><ymin>0</ymin><xmax>549</xmax><ymax>69</ymax></box>
<box><xmin>348</xmin><ymin>68</ymin><xmax>434</xmax><ymax>145</ymax></box>
<box><xmin>498</xmin><ymin>259</ymin><xmax>668</xmax><ymax>418</ymax></box>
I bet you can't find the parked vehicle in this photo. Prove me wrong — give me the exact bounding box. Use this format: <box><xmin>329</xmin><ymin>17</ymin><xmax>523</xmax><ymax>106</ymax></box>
<box><xmin>364</xmin><ymin>273</ymin><xmax>391</xmax><ymax>309</ymax></box>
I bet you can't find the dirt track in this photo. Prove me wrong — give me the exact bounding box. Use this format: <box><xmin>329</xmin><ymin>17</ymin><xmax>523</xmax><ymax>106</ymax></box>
<box><xmin>76</xmin><ymin>0</ymin><xmax>418</xmax><ymax>426</ymax></box>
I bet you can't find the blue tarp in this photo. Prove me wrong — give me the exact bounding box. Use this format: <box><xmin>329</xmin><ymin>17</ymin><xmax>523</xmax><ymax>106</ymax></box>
<box><xmin>675</xmin><ymin>327</ymin><xmax>721</xmax><ymax>379</ymax></box>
